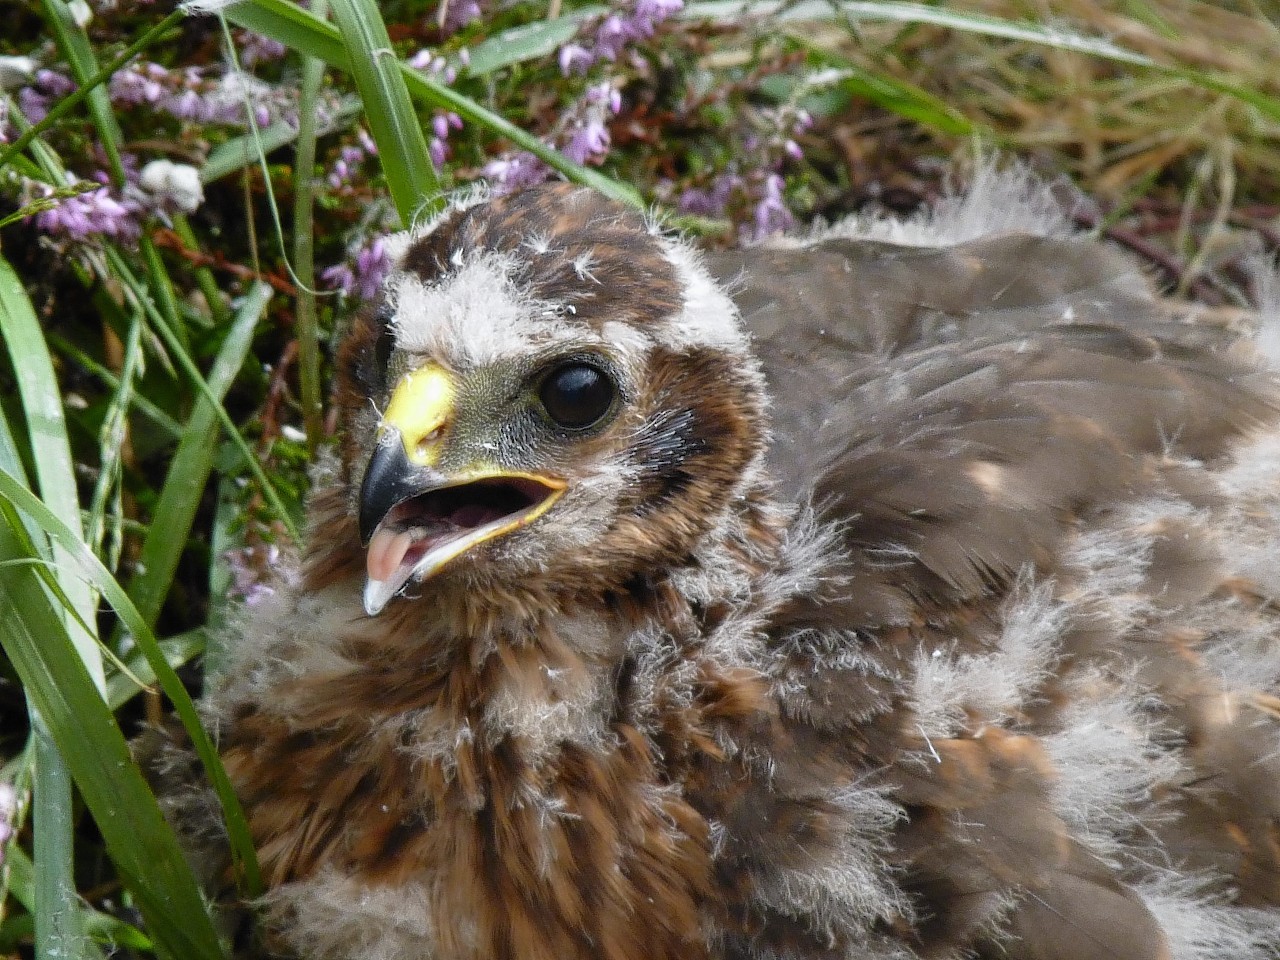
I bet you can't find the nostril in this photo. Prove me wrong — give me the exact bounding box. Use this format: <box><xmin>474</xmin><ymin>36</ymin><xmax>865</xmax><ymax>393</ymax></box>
<box><xmin>415</xmin><ymin>426</ymin><xmax>444</xmax><ymax>459</ymax></box>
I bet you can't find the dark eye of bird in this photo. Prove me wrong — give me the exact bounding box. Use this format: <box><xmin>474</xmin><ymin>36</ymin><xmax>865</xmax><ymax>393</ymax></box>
<box><xmin>539</xmin><ymin>362</ymin><xmax>615</xmax><ymax>430</ymax></box>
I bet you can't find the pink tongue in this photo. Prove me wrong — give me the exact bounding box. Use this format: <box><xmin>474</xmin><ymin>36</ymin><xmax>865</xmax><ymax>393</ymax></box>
<box><xmin>366</xmin><ymin>527</ymin><xmax>414</xmax><ymax>583</ymax></box>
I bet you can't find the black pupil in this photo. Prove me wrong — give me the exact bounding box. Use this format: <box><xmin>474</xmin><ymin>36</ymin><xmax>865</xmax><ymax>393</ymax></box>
<box><xmin>540</xmin><ymin>363</ymin><xmax>614</xmax><ymax>429</ymax></box>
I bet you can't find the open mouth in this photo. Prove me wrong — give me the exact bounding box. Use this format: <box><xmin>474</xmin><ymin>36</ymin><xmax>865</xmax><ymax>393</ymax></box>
<box><xmin>363</xmin><ymin>473</ymin><xmax>564</xmax><ymax>615</ymax></box>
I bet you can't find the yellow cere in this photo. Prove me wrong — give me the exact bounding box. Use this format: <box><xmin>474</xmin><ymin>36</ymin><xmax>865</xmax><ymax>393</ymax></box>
<box><xmin>381</xmin><ymin>362</ymin><xmax>456</xmax><ymax>466</ymax></box>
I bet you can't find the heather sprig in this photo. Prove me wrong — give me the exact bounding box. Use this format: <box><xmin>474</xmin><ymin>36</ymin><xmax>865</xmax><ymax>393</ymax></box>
<box><xmin>558</xmin><ymin>0</ymin><xmax>684</xmax><ymax>76</ymax></box>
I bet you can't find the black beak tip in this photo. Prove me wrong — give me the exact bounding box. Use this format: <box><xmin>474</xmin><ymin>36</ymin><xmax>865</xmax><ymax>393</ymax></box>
<box><xmin>358</xmin><ymin>438</ymin><xmax>416</xmax><ymax>546</ymax></box>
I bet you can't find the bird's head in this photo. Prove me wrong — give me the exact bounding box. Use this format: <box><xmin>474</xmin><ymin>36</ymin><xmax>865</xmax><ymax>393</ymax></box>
<box><xmin>331</xmin><ymin>184</ymin><xmax>767</xmax><ymax>616</ymax></box>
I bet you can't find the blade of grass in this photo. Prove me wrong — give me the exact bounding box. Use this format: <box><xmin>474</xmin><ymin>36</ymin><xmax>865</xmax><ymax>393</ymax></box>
<box><xmin>0</xmin><ymin>466</ymin><xmax>263</xmax><ymax>903</ymax></box>
<box><xmin>0</xmin><ymin>254</ymin><xmax>103</xmax><ymax>690</ymax></box>
<box><xmin>782</xmin><ymin>39</ymin><xmax>978</xmax><ymax>137</ymax></box>
<box><xmin>293</xmin><ymin>0</ymin><xmax>332</xmax><ymax>451</ymax></box>
<box><xmin>85</xmin><ymin>311</ymin><xmax>142</xmax><ymax>567</ymax></box>
<box><xmin>106</xmin><ymin>628</ymin><xmax>209</xmax><ymax>711</ymax></box>
<box><xmin>0</xmin><ymin>507</ymin><xmax>228</xmax><ymax>960</ymax></box>
<box><xmin>462</xmin><ymin>13</ymin><xmax>594</xmax><ymax>76</ymax></box>
<box><xmin>124</xmin><ymin>280</ymin><xmax>268</xmax><ymax>630</ymax></box>
<box><xmin>328</xmin><ymin>0</ymin><xmax>439</xmax><ymax>222</ymax></box>
<box><xmin>38</xmin><ymin>0</ymin><xmax>127</xmax><ymax>184</ymax></box>
<box><xmin>32</xmin><ymin>723</ymin><xmax>99</xmax><ymax>960</ymax></box>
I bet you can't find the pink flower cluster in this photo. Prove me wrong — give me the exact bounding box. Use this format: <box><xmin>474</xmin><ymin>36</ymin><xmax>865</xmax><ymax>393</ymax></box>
<box><xmin>17</xmin><ymin>69</ymin><xmax>76</xmax><ymax>124</ymax></box>
<box><xmin>109</xmin><ymin>61</ymin><xmax>290</xmax><ymax>128</ymax></box>
<box><xmin>322</xmin><ymin>236</ymin><xmax>391</xmax><ymax>301</ymax></box>
<box><xmin>33</xmin><ymin>179</ymin><xmax>141</xmax><ymax>241</ymax></box>
<box><xmin>485</xmin><ymin>82</ymin><xmax>621</xmax><ymax>194</ymax></box>
<box><xmin>676</xmin><ymin>103</ymin><xmax>813</xmax><ymax>239</ymax></box>
<box><xmin>558</xmin><ymin>0</ymin><xmax>684</xmax><ymax>75</ymax></box>
<box><xmin>327</xmin><ymin>127</ymin><xmax>378</xmax><ymax>191</ymax></box>
<box><xmin>406</xmin><ymin>51</ymin><xmax>467</xmax><ymax>167</ymax></box>
<box><xmin>437</xmin><ymin>0</ymin><xmax>485</xmax><ymax>36</ymax></box>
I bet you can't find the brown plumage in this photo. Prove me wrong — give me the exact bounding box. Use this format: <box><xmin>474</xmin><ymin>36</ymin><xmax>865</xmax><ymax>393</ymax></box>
<box><xmin>145</xmin><ymin>166</ymin><xmax>1280</xmax><ymax>960</ymax></box>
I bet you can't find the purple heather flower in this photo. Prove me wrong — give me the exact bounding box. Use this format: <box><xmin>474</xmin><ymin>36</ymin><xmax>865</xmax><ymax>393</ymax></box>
<box><xmin>16</xmin><ymin>69</ymin><xmax>76</xmax><ymax>124</ymax></box>
<box><xmin>484</xmin><ymin>152</ymin><xmax>550</xmax><ymax>194</ymax></box>
<box><xmin>559</xmin><ymin>0</ymin><xmax>683</xmax><ymax>75</ymax></box>
<box><xmin>440</xmin><ymin>0</ymin><xmax>483</xmax><ymax>35</ymax></box>
<box><xmin>752</xmin><ymin>173</ymin><xmax>793</xmax><ymax>239</ymax></box>
<box><xmin>36</xmin><ymin>69</ymin><xmax>75</xmax><ymax>97</ymax></box>
<box><xmin>33</xmin><ymin>182</ymin><xmax>141</xmax><ymax>241</ymax></box>
<box><xmin>320</xmin><ymin>262</ymin><xmax>355</xmax><ymax>296</ymax></box>
<box><xmin>18</xmin><ymin>87</ymin><xmax>49</xmax><ymax>124</ymax></box>
<box><xmin>427</xmin><ymin>110</ymin><xmax>463</xmax><ymax>169</ymax></box>
<box><xmin>409</xmin><ymin>50</ymin><xmax>459</xmax><ymax>85</ymax></box>
<box><xmin>238</xmin><ymin>32</ymin><xmax>287</xmax><ymax>68</ymax></box>
<box><xmin>324</xmin><ymin>238</ymin><xmax>391</xmax><ymax>301</ymax></box>
<box><xmin>327</xmin><ymin>131</ymin><xmax>379</xmax><ymax>190</ymax></box>
<box><xmin>678</xmin><ymin>173</ymin><xmax>739</xmax><ymax>217</ymax></box>
<box><xmin>558</xmin><ymin>44</ymin><xmax>594</xmax><ymax>76</ymax></box>
<box><xmin>563</xmin><ymin>117</ymin><xmax>611</xmax><ymax>165</ymax></box>
<box><xmin>111</xmin><ymin>61</ymin><xmax>288</xmax><ymax>128</ymax></box>
<box><xmin>109</xmin><ymin>61</ymin><xmax>169</xmax><ymax>105</ymax></box>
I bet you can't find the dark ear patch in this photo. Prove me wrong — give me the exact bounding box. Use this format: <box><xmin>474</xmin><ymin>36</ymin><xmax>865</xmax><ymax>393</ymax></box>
<box><xmin>622</xmin><ymin>345</ymin><xmax>765</xmax><ymax>526</ymax></box>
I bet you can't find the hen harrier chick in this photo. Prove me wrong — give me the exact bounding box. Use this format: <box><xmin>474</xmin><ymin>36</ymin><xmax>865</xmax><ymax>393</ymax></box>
<box><xmin>152</xmin><ymin>168</ymin><xmax>1280</xmax><ymax>960</ymax></box>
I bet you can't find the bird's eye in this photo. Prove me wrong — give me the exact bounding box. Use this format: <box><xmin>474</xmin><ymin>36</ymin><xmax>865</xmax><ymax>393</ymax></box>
<box><xmin>539</xmin><ymin>362</ymin><xmax>616</xmax><ymax>430</ymax></box>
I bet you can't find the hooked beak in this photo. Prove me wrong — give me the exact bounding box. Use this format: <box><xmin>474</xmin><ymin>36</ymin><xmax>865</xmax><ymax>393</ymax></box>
<box><xmin>358</xmin><ymin>362</ymin><xmax>565</xmax><ymax>616</ymax></box>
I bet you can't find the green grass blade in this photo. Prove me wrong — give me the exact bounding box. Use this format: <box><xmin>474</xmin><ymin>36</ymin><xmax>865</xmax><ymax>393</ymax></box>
<box><xmin>39</xmin><ymin>0</ymin><xmax>127</xmax><ymax>183</ymax></box>
<box><xmin>328</xmin><ymin>0</ymin><xmax>439</xmax><ymax>222</ymax></box>
<box><xmin>0</xmin><ymin>509</ymin><xmax>229</xmax><ymax>960</ymax></box>
<box><xmin>125</xmin><ymin>281</ymin><xmax>268</xmax><ymax>630</ymax></box>
<box><xmin>32</xmin><ymin>724</ymin><xmax>98</xmax><ymax>960</ymax></box>
<box><xmin>0</xmin><ymin>254</ymin><xmax>104</xmax><ymax>691</ymax></box>
<box><xmin>224</xmin><ymin>0</ymin><xmax>350</xmax><ymax>70</ymax></box>
<box><xmin>0</xmin><ymin>467</ymin><xmax>263</xmax><ymax>902</ymax></box>
<box><xmin>293</xmin><ymin>0</ymin><xmax>332</xmax><ymax>451</ymax></box>
<box><xmin>107</xmin><ymin>628</ymin><xmax>208</xmax><ymax>711</ymax></box>
<box><xmin>785</xmin><ymin>40</ymin><xmax>977</xmax><ymax>137</ymax></box>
